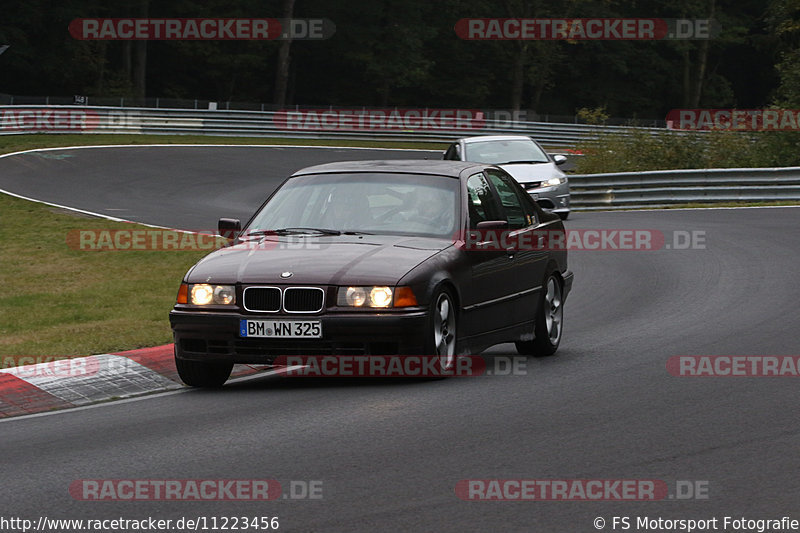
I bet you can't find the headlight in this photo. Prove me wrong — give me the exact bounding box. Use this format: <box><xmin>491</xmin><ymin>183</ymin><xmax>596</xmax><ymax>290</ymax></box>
<box><xmin>369</xmin><ymin>287</ymin><xmax>393</xmax><ymax>308</ymax></box>
<box><xmin>342</xmin><ymin>286</ymin><xmax>367</xmax><ymax>306</ymax></box>
<box><xmin>189</xmin><ymin>284</ymin><xmax>236</xmax><ymax>305</ymax></box>
<box><xmin>213</xmin><ymin>285</ymin><xmax>235</xmax><ymax>305</ymax></box>
<box><xmin>337</xmin><ymin>286</ymin><xmax>393</xmax><ymax>308</ymax></box>
<box><xmin>544</xmin><ymin>177</ymin><xmax>564</xmax><ymax>187</ymax></box>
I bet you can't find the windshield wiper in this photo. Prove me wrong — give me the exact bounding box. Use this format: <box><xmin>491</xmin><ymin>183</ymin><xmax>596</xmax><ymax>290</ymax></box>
<box><xmin>246</xmin><ymin>227</ymin><xmax>342</xmax><ymax>236</ymax></box>
<box><xmin>498</xmin><ymin>160</ymin><xmax>548</xmax><ymax>165</ymax></box>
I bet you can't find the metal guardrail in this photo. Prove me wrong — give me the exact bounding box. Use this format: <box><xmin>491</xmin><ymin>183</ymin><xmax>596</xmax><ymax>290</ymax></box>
<box><xmin>0</xmin><ymin>94</ymin><xmax>668</xmax><ymax>127</ymax></box>
<box><xmin>2</xmin><ymin>105</ymin><xmax>797</xmax><ymax>210</ymax></box>
<box><xmin>569</xmin><ymin>167</ymin><xmax>800</xmax><ymax>210</ymax></box>
<box><xmin>0</xmin><ymin>105</ymin><xmax>659</xmax><ymax>148</ymax></box>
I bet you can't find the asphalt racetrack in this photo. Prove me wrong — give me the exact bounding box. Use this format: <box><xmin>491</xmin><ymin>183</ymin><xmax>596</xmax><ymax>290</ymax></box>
<box><xmin>1</xmin><ymin>146</ymin><xmax>799</xmax><ymax>532</ymax></box>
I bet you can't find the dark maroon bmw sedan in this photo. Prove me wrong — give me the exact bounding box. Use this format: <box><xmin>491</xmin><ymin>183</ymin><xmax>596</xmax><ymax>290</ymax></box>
<box><xmin>169</xmin><ymin>160</ymin><xmax>573</xmax><ymax>387</ymax></box>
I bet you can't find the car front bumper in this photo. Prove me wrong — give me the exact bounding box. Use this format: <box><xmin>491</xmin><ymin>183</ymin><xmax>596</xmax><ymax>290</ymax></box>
<box><xmin>527</xmin><ymin>181</ymin><xmax>570</xmax><ymax>214</ymax></box>
<box><xmin>170</xmin><ymin>309</ymin><xmax>429</xmax><ymax>364</ymax></box>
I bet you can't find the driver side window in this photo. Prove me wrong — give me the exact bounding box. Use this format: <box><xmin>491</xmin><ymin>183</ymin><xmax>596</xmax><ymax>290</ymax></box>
<box><xmin>484</xmin><ymin>169</ymin><xmax>531</xmax><ymax>229</ymax></box>
<box><xmin>466</xmin><ymin>173</ymin><xmax>502</xmax><ymax>229</ymax></box>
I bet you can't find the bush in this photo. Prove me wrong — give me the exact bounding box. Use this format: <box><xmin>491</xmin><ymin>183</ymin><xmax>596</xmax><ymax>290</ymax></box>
<box><xmin>574</xmin><ymin>128</ymin><xmax>800</xmax><ymax>174</ymax></box>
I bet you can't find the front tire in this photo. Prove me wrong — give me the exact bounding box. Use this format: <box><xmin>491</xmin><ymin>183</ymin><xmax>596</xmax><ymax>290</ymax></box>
<box><xmin>516</xmin><ymin>272</ymin><xmax>564</xmax><ymax>357</ymax></box>
<box><xmin>175</xmin><ymin>352</ymin><xmax>233</xmax><ymax>388</ymax></box>
<box><xmin>425</xmin><ymin>288</ymin><xmax>458</xmax><ymax>374</ymax></box>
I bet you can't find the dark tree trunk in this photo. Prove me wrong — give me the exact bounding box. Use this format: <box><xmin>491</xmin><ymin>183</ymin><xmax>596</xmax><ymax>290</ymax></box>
<box><xmin>504</xmin><ymin>0</ymin><xmax>532</xmax><ymax>111</ymax></box>
<box><xmin>379</xmin><ymin>78</ymin><xmax>390</xmax><ymax>106</ymax></box>
<box><xmin>273</xmin><ymin>0</ymin><xmax>296</xmax><ymax>107</ymax></box>
<box><xmin>95</xmin><ymin>41</ymin><xmax>107</xmax><ymax>94</ymax></box>
<box><xmin>511</xmin><ymin>42</ymin><xmax>527</xmax><ymax>111</ymax></box>
<box><xmin>122</xmin><ymin>41</ymin><xmax>131</xmax><ymax>83</ymax></box>
<box><xmin>682</xmin><ymin>48</ymin><xmax>691</xmax><ymax>108</ymax></box>
<box><xmin>133</xmin><ymin>0</ymin><xmax>148</xmax><ymax>100</ymax></box>
<box><xmin>690</xmin><ymin>0</ymin><xmax>715</xmax><ymax>107</ymax></box>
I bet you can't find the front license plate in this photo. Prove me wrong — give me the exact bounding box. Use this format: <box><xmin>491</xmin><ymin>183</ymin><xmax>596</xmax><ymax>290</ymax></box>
<box><xmin>239</xmin><ymin>319</ymin><xmax>322</xmax><ymax>338</ymax></box>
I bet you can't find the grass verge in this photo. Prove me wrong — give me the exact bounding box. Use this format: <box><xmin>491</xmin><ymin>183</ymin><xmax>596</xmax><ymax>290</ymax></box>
<box><xmin>0</xmin><ymin>192</ymin><xmax>212</xmax><ymax>357</ymax></box>
<box><xmin>573</xmin><ymin>128</ymin><xmax>800</xmax><ymax>174</ymax></box>
<box><xmin>0</xmin><ymin>133</ymin><xmax>447</xmax><ymax>156</ymax></box>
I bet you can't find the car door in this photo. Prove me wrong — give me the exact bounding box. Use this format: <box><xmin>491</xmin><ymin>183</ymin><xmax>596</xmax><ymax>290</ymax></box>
<box><xmin>483</xmin><ymin>167</ymin><xmax>549</xmax><ymax>320</ymax></box>
<box><xmin>460</xmin><ymin>172</ymin><xmax>519</xmax><ymax>335</ymax></box>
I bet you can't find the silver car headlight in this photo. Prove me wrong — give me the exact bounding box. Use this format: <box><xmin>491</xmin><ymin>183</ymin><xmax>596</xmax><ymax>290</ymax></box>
<box><xmin>543</xmin><ymin>177</ymin><xmax>565</xmax><ymax>187</ymax></box>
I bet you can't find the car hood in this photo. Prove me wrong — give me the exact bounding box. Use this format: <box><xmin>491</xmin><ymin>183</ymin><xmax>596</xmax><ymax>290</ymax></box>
<box><xmin>186</xmin><ymin>234</ymin><xmax>453</xmax><ymax>286</ymax></box>
<box><xmin>499</xmin><ymin>162</ymin><xmax>565</xmax><ymax>184</ymax></box>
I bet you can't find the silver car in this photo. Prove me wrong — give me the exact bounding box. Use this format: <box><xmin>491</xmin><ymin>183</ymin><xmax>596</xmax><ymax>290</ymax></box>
<box><xmin>443</xmin><ymin>135</ymin><xmax>570</xmax><ymax>219</ymax></box>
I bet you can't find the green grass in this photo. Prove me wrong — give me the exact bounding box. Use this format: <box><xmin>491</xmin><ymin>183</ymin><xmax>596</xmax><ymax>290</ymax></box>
<box><xmin>0</xmin><ymin>133</ymin><xmax>447</xmax><ymax>156</ymax></box>
<box><xmin>0</xmin><ymin>193</ymin><xmax>214</xmax><ymax>357</ymax></box>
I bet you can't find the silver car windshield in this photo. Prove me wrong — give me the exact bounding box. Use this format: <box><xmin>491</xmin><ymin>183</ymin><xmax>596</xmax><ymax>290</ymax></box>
<box><xmin>464</xmin><ymin>139</ymin><xmax>549</xmax><ymax>164</ymax></box>
<box><xmin>247</xmin><ymin>172</ymin><xmax>459</xmax><ymax>238</ymax></box>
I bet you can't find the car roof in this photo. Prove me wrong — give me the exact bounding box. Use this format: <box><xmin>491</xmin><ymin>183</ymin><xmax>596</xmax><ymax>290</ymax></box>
<box><xmin>459</xmin><ymin>135</ymin><xmax>536</xmax><ymax>144</ymax></box>
<box><xmin>291</xmin><ymin>159</ymin><xmax>487</xmax><ymax>178</ymax></box>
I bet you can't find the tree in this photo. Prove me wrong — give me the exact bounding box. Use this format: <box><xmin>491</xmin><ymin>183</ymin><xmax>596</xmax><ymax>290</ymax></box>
<box><xmin>273</xmin><ymin>0</ymin><xmax>295</xmax><ymax>106</ymax></box>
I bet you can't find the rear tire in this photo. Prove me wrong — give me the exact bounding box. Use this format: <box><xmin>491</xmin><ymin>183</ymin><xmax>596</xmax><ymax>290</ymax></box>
<box><xmin>515</xmin><ymin>271</ymin><xmax>564</xmax><ymax>357</ymax></box>
<box><xmin>175</xmin><ymin>352</ymin><xmax>233</xmax><ymax>388</ymax></box>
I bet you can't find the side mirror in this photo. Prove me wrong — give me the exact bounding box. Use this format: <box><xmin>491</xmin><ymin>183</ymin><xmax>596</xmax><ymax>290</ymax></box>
<box><xmin>476</xmin><ymin>220</ymin><xmax>509</xmax><ymax>230</ymax></box>
<box><xmin>218</xmin><ymin>218</ymin><xmax>241</xmax><ymax>241</ymax></box>
<box><xmin>553</xmin><ymin>154</ymin><xmax>567</xmax><ymax>166</ymax></box>
<box><xmin>470</xmin><ymin>220</ymin><xmax>509</xmax><ymax>248</ymax></box>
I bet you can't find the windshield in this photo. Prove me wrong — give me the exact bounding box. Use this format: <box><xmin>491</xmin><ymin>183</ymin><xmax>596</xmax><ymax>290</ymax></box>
<box><xmin>247</xmin><ymin>172</ymin><xmax>460</xmax><ymax>238</ymax></box>
<box><xmin>464</xmin><ymin>139</ymin><xmax>549</xmax><ymax>164</ymax></box>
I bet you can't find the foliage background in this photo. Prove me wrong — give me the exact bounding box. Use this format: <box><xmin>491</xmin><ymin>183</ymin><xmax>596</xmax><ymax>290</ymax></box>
<box><xmin>0</xmin><ymin>0</ymin><xmax>792</xmax><ymax>118</ymax></box>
